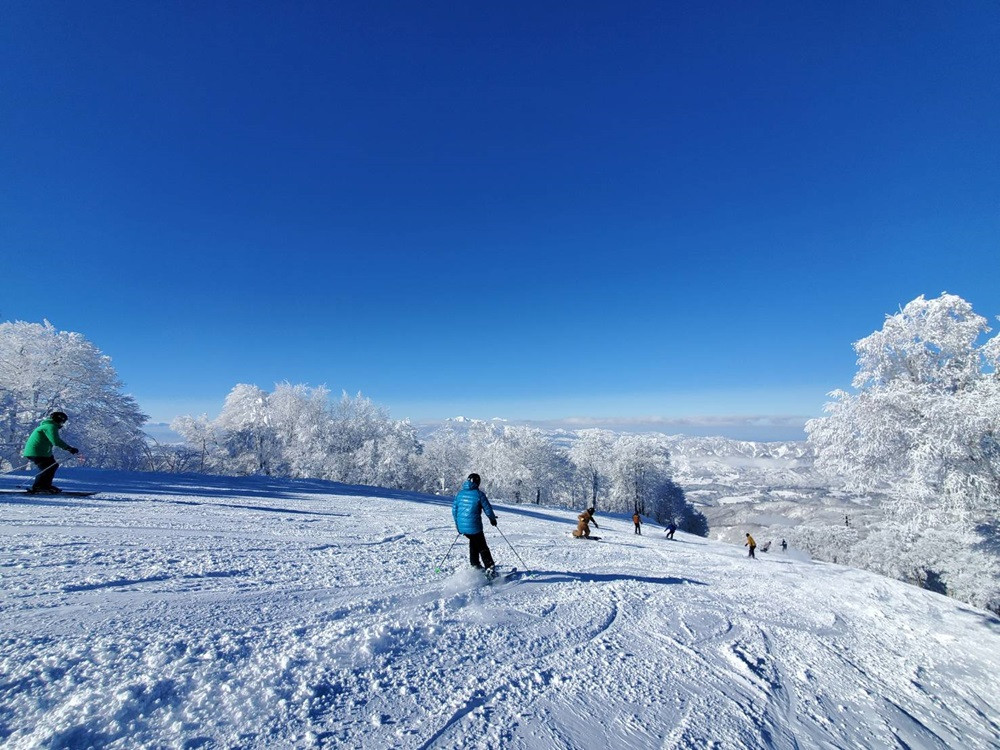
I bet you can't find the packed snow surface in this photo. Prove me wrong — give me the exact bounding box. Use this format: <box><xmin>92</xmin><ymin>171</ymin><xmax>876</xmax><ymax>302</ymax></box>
<box><xmin>1</xmin><ymin>469</ymin><xmax>999</xmax><ymax>749</ymax></box>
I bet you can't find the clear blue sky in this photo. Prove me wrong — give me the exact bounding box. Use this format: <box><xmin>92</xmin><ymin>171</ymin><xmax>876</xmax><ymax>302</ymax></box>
<box><xmin>2</xmin><ymin>1</ymin><xmax>998</xmax><ymax>439</ymax></box>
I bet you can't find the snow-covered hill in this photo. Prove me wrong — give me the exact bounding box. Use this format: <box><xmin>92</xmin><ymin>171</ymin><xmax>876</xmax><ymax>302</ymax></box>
<box><xmin>2</xmin><ymin>469</ymin><xmax>998</xmax><ymax>749</ymax></box>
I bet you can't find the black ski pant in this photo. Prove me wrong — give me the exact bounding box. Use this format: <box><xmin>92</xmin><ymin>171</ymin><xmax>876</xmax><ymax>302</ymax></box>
<box><xmin>465</xmin><ymin>532</ymin><xmax>495</xmax><ymax>569</ymax></box>
<box><xmin>27</xmin><ymin>456</ymin><xmax>58</xmax><ymax>491</ymax></box>
<box><xmin>634</xmin><ymin>523</ymin><xmax>641</xmax><ymax>535</ymax></box>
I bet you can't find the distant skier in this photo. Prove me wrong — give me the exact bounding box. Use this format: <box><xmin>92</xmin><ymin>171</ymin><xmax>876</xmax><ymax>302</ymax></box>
<box><xmin>452</xmin><ymin>473</ymin><xmax>498</xmax><ymax>575</ymax></box>
<box><xmin>780</xmin><ymin>539</ymin><xmax>787</xmax><ymax>552</ymax></box>
<box><xmin>665</xmin><ymin>522</ymin><xmax>677</xmax><ymax>540</ymax></box>
<box><xmin>23</xmin><ymin>411</ymin><xmax>79</xmax><ymax>494</ymax></box>
<box><xmin>745</xmin><ymin>533</ymin><xmax>756</xmax><ymax>559</ymax></box>
<box><xmin>632</xmin><ymin>512</ymin><xmax>642</xmax><ymax>535</ymax></box>
<box><xmin>760</xmin><ymin>540</ymin><xmax>772</xmax><ymax>553</ymax></box>
<box><xmin>572</xmin><ymin>507</ymin><xmax>599</xmax><ymax>538</ymax></box>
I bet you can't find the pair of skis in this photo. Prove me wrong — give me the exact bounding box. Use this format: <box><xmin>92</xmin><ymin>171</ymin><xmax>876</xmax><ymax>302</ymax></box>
<box><xmin>0</xmin><ymin>489</ymin><xmax>99</xmax><ymax>497</ymax></box>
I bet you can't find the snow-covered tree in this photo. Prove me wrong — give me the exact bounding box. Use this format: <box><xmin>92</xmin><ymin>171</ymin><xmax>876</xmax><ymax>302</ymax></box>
<box><xmin>568</xmin><ymin>429</ymin><xmax>615</xmax><ymax>509</ymax></box>
<box><xmin>418</xmin><ymin>419</ymin><xmax>574</xmax><ymax>505</ymax></box>
<box><xmin>350</xmin><ymin>416</ymin><xmax>422</xmax><ymax>490</ymax></box>
<box><xmin>214</xmin><ymin>384</ymin><xmax>280</xmax><ymax>475</ymax></box>
<box><xmin>417</xmin><ymin>420</ymin><xmax>471</xmax><ymax>494</ymax></box>
<box><xmin>173</xmin><ymin>385</ymin><xmax>422</xmax><ymax>488</ymax></box>
<box><xmin>604</xmin><ymin>433</ymin><xmax>703</xmax><ymax>530</ymax></box>
<box><xmin>0</xmin><ymin>321</ymin><xmax>147</xmax><ymax>470</ymax></box>
<box><xmin>462</xmin><ymin>421</ymin><xmax>524</xmax><ymax>500</ymax></box>
<box><xmin>484</xmin><ymin>424</ymin><xmax>572</xmax><ymax>506</ymax></box>
<box><xmin>323</xmin><ymin>391</ymin><xmax>419</xmax><ymax>487</ymax></box>
<box><xmin>267</xmin><ymin>383</ymin><xmax>334</xmax><ymax>478</ymax></box>
<box><xmin>608</xmin><ymin>434</ymin><xmax>667</xmax><ymax>514</ymax></box>
<box><xmin>807</xmin><ymin>293</ymin><xmax>1000</xmax><ymax>611</ymax></box>
<box><xmin>170</xmin><ymin>415</ymin><xmax>222</xmax><ymax>473</ymax></box>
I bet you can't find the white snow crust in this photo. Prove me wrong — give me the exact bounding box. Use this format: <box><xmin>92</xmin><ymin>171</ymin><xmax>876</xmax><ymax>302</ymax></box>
<box><xmin>1</xmin><ymin>468</ymin><xmax>998</xmax><ymax>749</ymax></box>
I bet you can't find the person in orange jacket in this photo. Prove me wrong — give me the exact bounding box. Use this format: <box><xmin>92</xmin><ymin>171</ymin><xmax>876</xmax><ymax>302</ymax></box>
<box><xmin>745</xmin><ymin>532</ymin><xmax>757</xmax><ymax>559</ymax></box>
<box><xmin>572</xmin><ymin>507</ymin><xmax>599</xmax><ymax>538</ymax></box>
<box><xmin>632</xmin><ymin>512</ymin><xmax>642</xmax><ymax>535</ymax></box>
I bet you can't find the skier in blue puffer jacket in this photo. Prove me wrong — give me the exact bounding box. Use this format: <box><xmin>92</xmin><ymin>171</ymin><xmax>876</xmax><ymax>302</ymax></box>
<box><xmin>452</xmin><ymin>473</ymin><xmax>498</xmax><ymax>573</ymax></box>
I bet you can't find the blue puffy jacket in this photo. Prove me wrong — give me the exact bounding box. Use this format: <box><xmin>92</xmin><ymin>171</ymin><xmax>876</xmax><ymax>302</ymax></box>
<box><xmin>452</xmin><ymin>479</ymin><xmax>497</xmax><ymax>535</ymax></box>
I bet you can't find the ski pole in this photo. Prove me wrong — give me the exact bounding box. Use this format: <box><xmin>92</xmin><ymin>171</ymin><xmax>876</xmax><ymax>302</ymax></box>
<box><xmin>434</xmin><ymin>533</ymin><xmax>462</xmax><ymax>573</ymax></box>
<box><xmin>25</xmin><ymin>452</ymin><xmax>82</xmax><ymax>481</ymax></box>
<box><xmin>32</xmin><ymin>462</ymin><xmax>60</xmax><ymax>480</ymax></box>
<box><xmin>494</xmin><ymin>524</ymin><xmax>529</xmax><ymax>571</ymax></box>
<box><xmin>1</xmin><ymin>461</ymin><xmax>30</xmax><ymax>476</ymax></box>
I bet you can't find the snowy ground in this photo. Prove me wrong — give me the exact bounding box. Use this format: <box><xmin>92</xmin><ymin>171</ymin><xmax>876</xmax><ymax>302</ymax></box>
<box><xmin>2</xmin><ymin>469</ymin><xmax>999</xmax><ymax>749</ymax></box>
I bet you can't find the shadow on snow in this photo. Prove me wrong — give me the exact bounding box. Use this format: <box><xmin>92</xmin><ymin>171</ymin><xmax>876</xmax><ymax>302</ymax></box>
<box><xmin>524</xmin><ymin>569</ymin><xmax>708</xmax><ymax>587</ymax></box>
<box><xmin>2</xmin><ymin>468</ymin><xmax>452</xmax><ymax>509</ymax></box>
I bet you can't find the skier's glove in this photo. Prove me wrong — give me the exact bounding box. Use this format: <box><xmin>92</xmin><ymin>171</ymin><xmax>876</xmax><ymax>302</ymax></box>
<box><xmin>490</xmin><ymin>517</ymin><xmax>498</xmax><ymax>526</ymax></box>
<box><xmin>68</xmin><ymin>447</ymin><xmax>79</xmax><ymax>454</ymax></box>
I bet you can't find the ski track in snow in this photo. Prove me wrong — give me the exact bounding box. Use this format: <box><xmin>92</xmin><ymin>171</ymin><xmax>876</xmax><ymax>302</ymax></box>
<box><xmin>1</xmin><ymin>469</ymin><xmax>999</xmax><ymax>749</ymax></box>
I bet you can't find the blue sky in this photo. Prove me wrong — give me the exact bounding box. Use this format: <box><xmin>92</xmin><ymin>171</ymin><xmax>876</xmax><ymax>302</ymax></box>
<box><xmin>2</xmin><ymin>1</ymin><xmax>998</xmax><ymax>439</ymax></box>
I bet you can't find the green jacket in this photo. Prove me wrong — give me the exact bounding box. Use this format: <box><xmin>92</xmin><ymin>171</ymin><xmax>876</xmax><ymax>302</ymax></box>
<box><xmin>23</xmin><ymin>419</ymin><xmax>74</xmax><ymax>458</ymax></box>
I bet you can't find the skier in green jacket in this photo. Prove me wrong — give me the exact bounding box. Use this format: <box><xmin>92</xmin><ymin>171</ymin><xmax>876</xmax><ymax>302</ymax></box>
<box><xmin>23</xmin><ymin>411</ymin><xmax>79</xmax><ymax>494</ymax></box>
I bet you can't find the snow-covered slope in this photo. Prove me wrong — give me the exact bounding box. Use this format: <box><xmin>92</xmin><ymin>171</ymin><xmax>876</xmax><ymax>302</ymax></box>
<box><xmin>1</xmin><ymin>469</ymin><xmax>998</xmax><ymax>749</ymax></box>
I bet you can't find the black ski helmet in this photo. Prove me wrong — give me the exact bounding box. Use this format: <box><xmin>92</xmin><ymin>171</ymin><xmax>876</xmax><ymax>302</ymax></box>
<box><xmin>467</xmin><ymin>473</ymin><xmax>481</xmax><ymax>488</ymax></box>
<box><xmin>50</xmin><ymin>411</ymin><xmax>68</xmax><ymax>423</ymax></box>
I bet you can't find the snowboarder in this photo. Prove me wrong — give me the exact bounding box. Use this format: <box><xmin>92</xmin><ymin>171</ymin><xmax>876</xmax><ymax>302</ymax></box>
<box><xmin>745</xmin><ymin>532</ymin><xmax>756</xmax><ymax>559</ymax></box>
<box><xmin>572</xmin><ymin>507</ymin><xmax>599</xmax><ymax>538</ymax></box>
<box><xmin>781</xmin><ymin>538</ymin><xmax>787</xmax><ymax>552</ymax></box>
<box><xmin>760</xmin><ymin>540</ymin><xmax>772</xmax><ymax>553</ymax></box>
<box><xmin>632</xmin><ymin>512</ymin><xmax>642</xmax><ymax>535</ymax></box>
<box><xmin>23</xmin><ymin>411</ymin><xmax>79</xmax><ymax>494</ymax></box>
<box><xmin>665</xmin><ymin>522</ymin><xmax>677</xmax><ymax>540</ymax></box>
<box><xmin>452</xmin><ymin>473</ymin><xmax>498</xmax><ymax>575</ymax></box>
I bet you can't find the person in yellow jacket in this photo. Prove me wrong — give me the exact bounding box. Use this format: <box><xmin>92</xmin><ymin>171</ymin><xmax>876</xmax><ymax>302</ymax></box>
<box><xmin>745</xmin><ymin>532</ymin><xmax>756</xmax><ymax>559</ymax></box>
<box><xmin>632</xmin><ymin>512</ymin><xmax>642</xmax><ymax>535</ymax></box>
<box><xmin>572</xmin><ymin>507</ymin><xmax>599</xmax><ymax>538</ymax></box>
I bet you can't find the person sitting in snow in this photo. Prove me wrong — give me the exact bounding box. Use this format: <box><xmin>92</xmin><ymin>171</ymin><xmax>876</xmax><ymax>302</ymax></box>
<box><xmin>665</xmin><ymin>521</ymin><xmax>677</xmax><ymax>540</ymax></box>
<box><xmin>23</xmin><ymin>411</ymin><xmax>79</xmax><ymax>494</ymax></box>
<box><xmin>632</xmin><ymin>512</ymin><xmax>642</xmax><ymax>535</ymax></box>
<box><xmin>452</xmin><ymin>473</ymin><xmax>498</xmax><ymax>574</ymax></box>
<box><xmin>745</xmin><ymin>532</ymin><xmax>757</xmax><ymax>559</ymax></box>
<box><xmin>573</xmin><ymin>507</ymin><xmax>599</xmax><ymax>538</ymax></box>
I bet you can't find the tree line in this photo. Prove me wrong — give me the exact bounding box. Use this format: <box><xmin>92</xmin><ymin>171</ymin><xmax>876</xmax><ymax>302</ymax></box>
<box><xmin>168</xmin><ymin>384</ymin><xmax>707</xmax><ymax>532</ymax></box>
<box><xmin>0</xmin><ymin>321</ymin><xmax>705</xmax><ymax>531</ymax></box>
